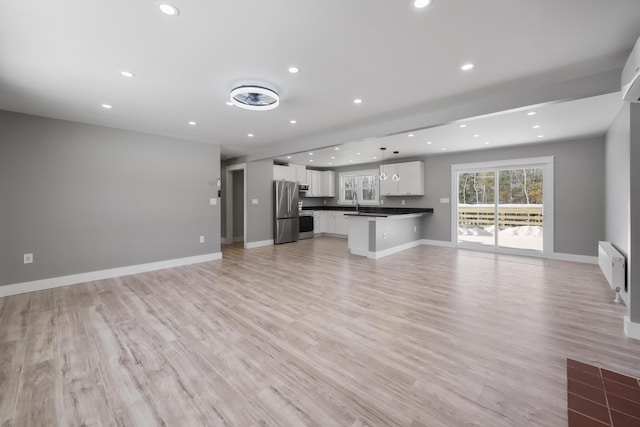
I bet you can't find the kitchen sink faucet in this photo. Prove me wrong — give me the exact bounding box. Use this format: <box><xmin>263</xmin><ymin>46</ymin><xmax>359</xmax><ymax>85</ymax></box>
<box><xmin>353</xmin><ymin>193</ymin><xmax>359</xmax><ymax>211</ymax></box>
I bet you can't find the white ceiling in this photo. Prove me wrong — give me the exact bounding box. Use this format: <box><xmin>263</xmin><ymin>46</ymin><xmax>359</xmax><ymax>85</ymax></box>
<box><xmin>0</xmin><ymin>1</ymin><xmax>639</xmax><ymax>160</ymax></box>
<box><xmin>276</xmin><ymin>92</ymin><xmax>624</xmax><ymax>167</ymax></box>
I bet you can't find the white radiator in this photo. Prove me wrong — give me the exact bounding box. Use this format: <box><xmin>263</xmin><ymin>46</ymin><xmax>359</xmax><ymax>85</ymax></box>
<box><xmin>598</xmin><ymin>241</ymin><xmax>626</xmax><ymax>294</ymax></box>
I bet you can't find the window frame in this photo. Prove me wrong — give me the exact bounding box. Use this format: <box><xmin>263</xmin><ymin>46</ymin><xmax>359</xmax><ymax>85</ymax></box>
<box><xmin>338</xmin><ymin>169</ymin><xmax>380</xmax><ymax>206</ymax></box>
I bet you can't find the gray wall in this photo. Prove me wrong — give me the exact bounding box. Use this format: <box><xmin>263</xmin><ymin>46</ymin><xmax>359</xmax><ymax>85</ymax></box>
<box><xmin>605</xmin><ymin>103</ymin><xmax>630</xmax><ymax>292</ymax></box>
<box><xmin>232</xmin><ymin>170</ymin><xmax>244</xmax><ymax>241</ymax></box>
<box><xmin>629</xmin><ymin>104</ymin><xmax>640</xmax><ymax>323</ymax></box>
<box><xmin>245</xmin><ymin>159</ymin><xmax>274</xmax><ymax>243</ymax></box>
<box><xmin>0</xmin><ymin>110</ymin><xmax>221</xmax><ymax>287</ymax></box>
<box><xmin>303</xmin><ymin>137</ymin><xmax>605</xmax><ymax>256</ymax></box>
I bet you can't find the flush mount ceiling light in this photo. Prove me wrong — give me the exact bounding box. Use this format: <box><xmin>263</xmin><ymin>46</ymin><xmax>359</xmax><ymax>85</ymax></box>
<box><xmin>230</xmin><ymin>85</ymin><xmax>279</xmax><ymax>111</ymax></box>
<box><xmin>120</xmin><ymin>71</ymin><xmax>135</xmax><ymax>78</ymax></box>
<box><xmin>158</xmin><ymin>3</ymin><xmax>179</xmax><ymax>16</ymax></box>
<box><xmin>461</xmin><ymin>63</ymin><xmax>474</xmax><ymax>71</ymax></box>
<box><xmin>414</xmin><ymin>0</ymin><xmax>433</xmax><ymax>8</ymax></box>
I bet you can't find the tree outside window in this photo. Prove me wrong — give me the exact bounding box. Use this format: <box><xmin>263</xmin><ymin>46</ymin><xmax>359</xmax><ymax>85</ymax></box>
<box><xmin>339</xmin><ymin>170</ymin><xmax>379</xmax><ymax>205</ymax></box>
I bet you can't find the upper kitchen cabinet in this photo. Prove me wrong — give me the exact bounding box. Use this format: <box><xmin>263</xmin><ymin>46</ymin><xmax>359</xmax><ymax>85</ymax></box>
<box><xmin>305</xmin><ymin>170</ymin><xmax>335</xmax><ymax>197</ymax></box>
<box><xmin>379</xmin><ymin>161</ymin><xmax>424</xmax><ymax>196</ymax></box>
<box><xmin>273</xmin><ymin>163</ymin><xmax>306</xmax><ymax>183</ymax></box>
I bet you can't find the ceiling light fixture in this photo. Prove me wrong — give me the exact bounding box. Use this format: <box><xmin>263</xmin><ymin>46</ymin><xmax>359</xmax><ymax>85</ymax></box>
<box><xmin>408</xmin><ymin>134</ymin><xmax>414</xmax><ymax>137</ymax></box>
<box><xmin>392</xmin><ymin>151</ymin><xmax>401</xmax><ymax>181</ymax></box>
<box><xmin>373</xmin><ymin>156</ymin><xmax>377</xmax><ymax>160</ymax></box>
<box><xmin>331</xmin><ymin>156</ymin><xmax>335</xmax><ymax>159</ymax></box>
<box><xmin>349</xmin><ymin>160</ymin><xmax>353</xmax><ymax>163</ymax></box>
<box><xmin>188</xmin><ymin>121</ymin><xmax>196</xmax><ymax>126</ymax></box>
<box><xmin>158</xmin><ymin>3</ymin><xmax>179</xmax><ymax>15</ymax></box>
<box><xmin>120</xmin><ymin>71</ymin><xmax>135</xmax><ymax>78</ymax></box>
<box><xmin>225</xmin><ymin>101</ymin><xmax>233</xmax><ymax>106</ymax></box>
<box><xmin>441</xmin><ymin>148</ymin><xmax>447</xmax><ymax>151</ymax></box>
<box><xmin>414</xmin><ymin>0</ymin><xmax>432</xmax><ymax>8</ymax></box>
<box><xmin>247</xmin><ymin>133</ymin><xmax>254</xmax><ymax>137</ymax></box>
<box><xmin>538</xmin><ymin>135</ymin><xmax>545</xmax><ymax>138</ymax></box>
<box><xmin>309</xmin><ymin>152</ymin><xmax>313</xmax><ymax>155</ymax></box>
<box><xmin>310</xmin><ymin>159</ymin><xmax>314</xmax><ymax>162</ymax></box>
<box><xmin>353</xmin><ymin>98</ymin><xmax>362</xmax><ymax>104</ymax></box>
<box><xmin>527</xmin><ymin>111</ymin><xmax>536</xmax><ymax>116</ymax></box>
<box><xmin>461</xmin><ymin>63</ymin><xmax>474</xmax><ymax>71</ymax></box>
<box><xmin>334</xmin><ymin>147</ymin><xmax>340</xmax><ymax>151</ymax></box>
<box><xmin>287</xmin><ymin>156</ymin><xmax>292</xmax><ymax>159</ymax></box>
<box><xmin>101</xmin><ymin>104</ymin><xmax>112</xmax><ymax>109</ymax></box>
<box><xmin>484</xmin><ymin>142</ymin><xmax>490</xmax><ymax>145</ymax></box>
<box><xmin>288</xmin><ymin>67</ymin><xmax>300</xmax><ymax>74</ymax></box>
<box><xmin>290</xmin><ymin>120</ymin><xmax>297</xmax><ymax>124</ymax></box>
<box><xmin>357</xmin><ymin>152</ymin><xmax>361</xmax><ymax>155</ymax></box>
<box><xmin>427</xmin><ymin>141</ymin><xmax>433</xmax><ymax>145</ymax></box>
<box><xmin>329</xmin><ymin>162</ymin><xmax>333</xmax><ymax>165</ymax></box>
<box><xmin>473</xmin><ymin>134</ymin><xmax>480</xmax><ymax>137</ymax></box>
<box><xmin>379</xmin><ymin>147</ymin><xmax>388</xmax><ymax>180</ymax></box>
<box><xmin>533</xmin><ymin>125</ymin><xmax>541</xmax><ymax>129</ymax></box>
<box><xmin>230</xmin><ymin>85</ymin><xmax>279</xmax><ymax>111</ymax></box>
<box><xmin>459</xmin><ymin>124</ymin><xmax>467</xmax><ymax>128</ymax></box>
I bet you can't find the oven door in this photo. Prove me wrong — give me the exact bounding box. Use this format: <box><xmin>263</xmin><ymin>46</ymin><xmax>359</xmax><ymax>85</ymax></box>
<box><xmin>299</xmin><ymin>214</ymin><xmax>314</xmax><ymax>239</ymax></box>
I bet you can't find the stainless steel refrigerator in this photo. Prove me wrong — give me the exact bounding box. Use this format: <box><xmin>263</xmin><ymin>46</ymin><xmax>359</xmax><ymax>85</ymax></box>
<box><xmin>274</xmin><ymin>180</ymin><xmax>299</xmax><ymax>244</ymax></box>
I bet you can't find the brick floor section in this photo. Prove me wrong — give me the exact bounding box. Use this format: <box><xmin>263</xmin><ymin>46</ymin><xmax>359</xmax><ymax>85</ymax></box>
<box><xmin>567</xmin><ymin>358</ymin><xmax>640</xmax><ymax>426</ymax></box>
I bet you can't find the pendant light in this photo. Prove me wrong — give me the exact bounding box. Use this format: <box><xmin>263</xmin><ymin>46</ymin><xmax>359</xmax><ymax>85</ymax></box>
<box><xmin>379</xmin><ymin>147</ymin><xmax>388</xmax><ymax>180</ymax></box>
<box><xmin>392</xmin><ymin>151</ymin><xmax>401</xmax><ymax>181</ymax></box>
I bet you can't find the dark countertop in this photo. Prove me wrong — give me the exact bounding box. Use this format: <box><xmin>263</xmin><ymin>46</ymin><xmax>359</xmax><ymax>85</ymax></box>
<box><xmin>302</xmin><ymin>206</ymin><xmax>433</xmax><ymax>215</ymax></box>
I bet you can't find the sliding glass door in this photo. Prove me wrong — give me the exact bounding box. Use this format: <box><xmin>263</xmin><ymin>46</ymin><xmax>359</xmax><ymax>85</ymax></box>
<box><xmin>454</xmin><ymin>158</ymin><xmax>553</xmax><ymax>256</ymax></box>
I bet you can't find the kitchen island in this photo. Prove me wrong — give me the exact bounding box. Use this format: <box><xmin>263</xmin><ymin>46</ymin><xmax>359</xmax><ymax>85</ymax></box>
<box><xmin>345</xmin><ymin>209</ymin><xmax>432</xmax><ymax>259</ymax></box>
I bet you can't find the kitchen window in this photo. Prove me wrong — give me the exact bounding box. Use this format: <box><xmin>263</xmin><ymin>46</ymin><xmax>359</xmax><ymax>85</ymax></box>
<box><xmin>338</xmin><ymin>170</ymin><xmax>379</xmax><ymax>205</ymax></box>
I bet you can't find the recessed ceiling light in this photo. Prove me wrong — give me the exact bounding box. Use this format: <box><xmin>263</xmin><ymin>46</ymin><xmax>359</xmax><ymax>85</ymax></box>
<box><xmin>357</xmin><ymin>152</ymin><xmax>361</xmax><ymax>155</ymax></box>
<box><xmin>309</xmin><ymin>152</ymin><xmax>313</xmax><ymax>155</ymax></box>
<box><xmin>331</xmin><ymin>156</ymin><xmax>335</xmax><ymax>159</ymax></box>
<box><xmin>372</xmin><ymin>156</ymin><xmax>377</xmax><ymax>160</ymax></box>
<box><xmin>328</xmin><ymin>162</ymin><xmax>333</xmax><ymax>165</ymax></box>
<box><xmin>309</xmin><ymin>159</ymin><xmax>314</xmax><ymax>162</ymax></box>
<box><xmin>101</xmin><ymin>104</ymin><xmax>112</xmax><ymax>109</ymax></box>
<box><xmin>287</xmin><ymin>156</ymin><xmax>292</xmax><ymax>159</ymax></box>
<box><xmin>461</xmin><ymin>63</ymin><xmax>474</xmax><ymax>71</ymax></box>
<box><xmin>158</xmin><ymin>3</ymin><xmax>179</xmax><ymax>16</ymax></box>
<box><xmin>408</xmin><ymin>134</ymin><xmax>414</xmax><ymax>137</ymax></box>
<box><xmin>120</xmin><ymin>71</ymin><xmax>135</xmax><ymax>78</ymax></box>
<box><xmin>349</xmin><ymin>160</ymin><xmax>353</xmax><ymax>162</ymax></box>
<box><xmin>538</xmin><ymin>135</ymin><xmax>544</xmax><ymax>138</ymax></box>
<box><xmin>334</xmin><ymin>147</ymin><xmax>340</xmax><ymax>151</ymax></box>
<box><xmin>289</xmin><ymin>120</ymin><xmax>297</xmax><ymax>124</ymax></box>
<box><xmin>427</xmin><ymin>141</ymin><xmax>433</xmax><ymax>145</ymax></box>
<box><xmin>188</xmin><ymin>121</ymin><xmax>196</xmax><ymax>126</ymax></box>
<box><xmin>484</xmin><ymin>142</ymin><xmax>490</xmax><ymax>145</ymax></box>
<box><xmin>414</xmin><ymin>0</ymin><xmax>433</xmax><ymax>8</ymax></box>
<box><xmin>459</xmin><ymin>124</ymin><xmax>467</xmax><ymax>128</ymax></box>
<box><xmin>288</xmin><ymin>67</ymin><xmax>300</xmax><ymax>74</ymax></box>
<box><xmin>247</xmin><ymin>133</ymin><xmax>254</xmax><ymax>137</ymax></box>
<box><xmin>473</xmin><ymin>134</ymin><xmax>479</xmax><ymax>138</ymax></box>
<box><xmin>527</xmin><ymin>111</ymin><xmax>536</xmax><ymax>116</ymax></box>
<box><xmin>226</xmin><ymin>101</ymin><xmax>233</xmax><ymax>106</ymax></box>
<box><xmin>441</xmin><ymin>148</ymin><xmax>447</xmax><ymax>151</ymax></box>
<box><xmin>353</xmin><ymin>98</ymin><xmax>362</xmax><ymax>104</ymax></box>
<box><xmin>533</xmin><ymin>125</ymin><xmax>541</xmax><ymax>129</ymax></box>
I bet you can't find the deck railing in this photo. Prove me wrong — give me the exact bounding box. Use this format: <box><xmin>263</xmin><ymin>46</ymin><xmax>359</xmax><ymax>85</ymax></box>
<box><xmin>458</xmin><ymin>204</ymin><xmax>543</xmax><ymax>229</ymax></box>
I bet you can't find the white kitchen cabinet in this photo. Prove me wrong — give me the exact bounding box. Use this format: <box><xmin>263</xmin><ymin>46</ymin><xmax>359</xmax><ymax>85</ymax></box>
<box><xmin>306</xmin><ymin>170</ymin><xmax>335</xmax><ymax>197</ymax></box>
<box><xmin>313</xmin><ymin>211</ymin><xmax>346</xmax><ymax>236</ymax></box>
<box><xmin>378</xmin><ymin>161</ymin><xmax>424</xmax><ymax>196</ymax></box>
<box><xmin>274</xmin><ymin>164</ymin><xmax>305</xmax><ymax>183</ymax></box>
<box><xmin>292</xmin><ymin>164</ymin><xmax>307</xmax><ymax>183</ymax></box>
<box><xmin>313</xmin><ymin>211</ymin><xmax>323</xmax><ymax>234</ymax></box>
<box><xmin>334</xmin><ymin>212</ymin><xmax>349</xmax><ymax>235</ymax></box>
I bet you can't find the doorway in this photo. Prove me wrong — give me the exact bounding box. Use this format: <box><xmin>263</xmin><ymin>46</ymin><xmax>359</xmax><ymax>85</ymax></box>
<box><xmin>452</xmin><ymin>157</ymin><xmax>554</xmax><ymax>256</ymax></box>
<box><xmin>225</xmin><ymin>163</ymin><xmax>247</xmax><ymax>247</ymax></box>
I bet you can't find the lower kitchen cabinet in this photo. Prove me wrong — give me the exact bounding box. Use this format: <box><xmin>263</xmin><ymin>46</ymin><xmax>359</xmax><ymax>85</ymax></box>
<box><xmin>312</xmin><ymin>211</ymin><xmax>347</xmax><ymax>236</ymax></box>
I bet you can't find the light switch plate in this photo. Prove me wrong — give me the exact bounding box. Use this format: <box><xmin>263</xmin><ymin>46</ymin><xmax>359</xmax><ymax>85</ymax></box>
<box><xmin>199</xmin><ymin>236</ymin><xmax>205</xmax><ymax>243</ymax></box>
<box><xmin>23</xmin><ymin>253</ymin><xmax>33</xmax><ymax>264</ymax></box>
<box><xmin>251</xmin><ymin>199</ymin><xmax>259</xmax><ymax>205</ymax></box>
<box><xmin>440</xmin><ymin>198</ymin><xmax>450</xmax><ymax>204</ymax></box>
<box><xmin>210</xmin><ymin>198</ymin><xmax>217</xmax><ymax>205</ymax></box>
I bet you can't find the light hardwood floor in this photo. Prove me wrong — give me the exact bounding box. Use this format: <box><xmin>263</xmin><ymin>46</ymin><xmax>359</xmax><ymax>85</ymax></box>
<box><xmin>1</xmin><ymin>237</ymin><xmax>639</xmax><ymax>426</ymax></box>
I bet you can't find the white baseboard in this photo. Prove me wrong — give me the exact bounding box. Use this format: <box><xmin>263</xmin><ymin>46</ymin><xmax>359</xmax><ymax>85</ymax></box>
<box><xmin>624</xmin><ymin>316</ymin><xmax>640</xmax><ymax>340</ymax></box>
<box><xmin>549</xmin><ymin>252</ymin><xmax>598</xmax><ymax>264</ymax></box>
<box><xmin>0</xmin><ymin>252</ymin><xmax>222</xmax><ymax>298</ymax></box>
<box><xmin>350</xmin><ymin>240</ymin><xmax>423</xmax><ymax>259</ymax></box>
<box><xmin>246</xmin><ymin>239</ymin><xmax>274</xmax><ymax>249</ymax></box>
<box><xmin>421</xmin><ymin>239</ymin><xmax>455</xmax><ymax>248</ymax></box>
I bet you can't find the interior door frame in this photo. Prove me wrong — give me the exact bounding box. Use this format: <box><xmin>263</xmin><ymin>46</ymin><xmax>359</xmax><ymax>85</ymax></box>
<box><xmin>451</xmin><ymin>156</ymin><xmax>555</xmax><ymax>257</ymax></box>
<box><xmin>225</xmin><ymin>163</ymin><xmax>247</xmax><ymax>248</ymax></box>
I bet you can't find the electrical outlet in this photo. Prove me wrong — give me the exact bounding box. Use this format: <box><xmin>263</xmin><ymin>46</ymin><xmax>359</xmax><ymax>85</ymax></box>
<box><xmin>383</xmin><ymin>233</ymin><xmax>387</xmax><ymax>240</ymax></box>
<box><xmin>251</xmin><ymin>199</ymin><xmax>259</xmax><ymax>205</ymax></box>
<box><xmin>401</xmin><ymin>200</ymin><xmax>405</xmax><ymax>205</ymax></box>
<box><xmin>440</xmin><ymin>197</ymin><xmax>450</xmax><ymax>204</ymax></box>
<box><xmin>209</xmin><ymin>198</ymin><xmax>217</xmax><ymax>205</ymax></box>
<box><xmin>199</xmin><ymin>236</ymin><xmax>205</xmax><ymax>243</ymax></box>
<box><xmin>414</xmin><ymin>226</ymin><xmax>417</xmax><ymax>232</ymax></box>
<box><xmin>23</xmin><ymin>253</ymin><xmax>33</xmax><ymax>264</ymax></box>
<box><xmin>380</xmin><ymin>199</ymin><xmax>384</xmax><ymax>205</ymax></box>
